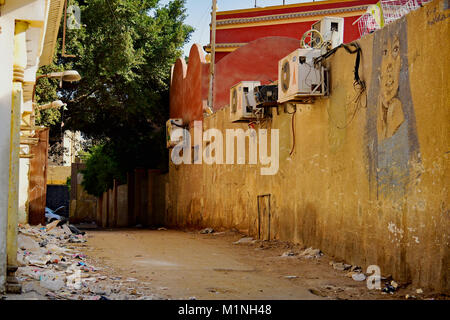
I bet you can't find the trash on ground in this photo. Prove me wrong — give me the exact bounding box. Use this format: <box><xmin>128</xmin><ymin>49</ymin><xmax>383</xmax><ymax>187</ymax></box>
<box><xmin>351</xmin><ymin>273</ymin><xmax>366</xmax><ymax>282</ymax></box>
<box><xmin>382</xmin><ymin>281</ymin><xmax>398</xmax><ymax>294</ymax></box>
<box><xmin>281</xmin><ymin>251</ymin><xmax>296</xmax><ymax>257</ymax></box>
<box><xmin>330</xmin><ymin>261</ymin><xmax>352</xmax><ymax>271</ymax></box>
<box><xmin>298</xmin><ymin>247</ymin><xmax>323</xmax><ymax>259</ymax></box>
<box><xmin>200</xmin><ymin>228</ymin><xmax>214</xmax><ymax>234</ymax></box>
<box><xmin>233</xmin><ymin>237</ymin><xmax>254</xmax><ymax>245</ymax></box>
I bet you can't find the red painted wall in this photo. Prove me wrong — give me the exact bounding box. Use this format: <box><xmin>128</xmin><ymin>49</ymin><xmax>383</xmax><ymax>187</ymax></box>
<box><xmin>213</xmin><ymin>0</ymin><xmax>378</xmax><ymax>61</ymax></box>
<box><xmin>216</xmin><ymin>0</ymin><xmax>377</xmax><ymax>20</ymax></box>
<box><xmin>213</xmin><ymin>36</ymin><xmax>300</xmax><ymax>111</ymax></box>
<box><xmin>216</xmin><ymin>15</ymin><xmax>363</xmax><ymax>45</ymax></box>
<box><xmin>170</xmin><ymin>44</ymin><xmax>209</xmax><ymax>124</ymax></box>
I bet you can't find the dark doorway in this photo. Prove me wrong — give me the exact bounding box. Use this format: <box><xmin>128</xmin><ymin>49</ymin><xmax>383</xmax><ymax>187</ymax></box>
<box><xmin>46</xmin><ymin>185</ymin><xmax>70</xmax><ymax>218</ymax></box>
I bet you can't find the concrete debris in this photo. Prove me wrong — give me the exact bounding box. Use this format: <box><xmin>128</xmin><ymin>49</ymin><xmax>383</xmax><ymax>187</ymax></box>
<box><xmin>233</xmin><ymin>237</ymin><xmax>254</xmax><ymax>245</ymax></box>
<box><xmin>45</xmin><ymin>220</ymin><xmax>60</xmax><ymax>232</ymax></box>
<box><xmin>299</xmin><ymin>247</ymin><xmax>323</xmax><ymax>259</ymax></box>
<box><xmin>200</xmin><ymin>228</ymin><xmax>214</xmax><ymax>234</ymax></box>
<box><xmin>416</xmin><ymin>288</ymin><xmax>423</xmax><ymax>294</ymax></box>
<box><xmin>14</xmin><ymin>223</ymin><xmax>161</xmax><ymax>300</ymax></box>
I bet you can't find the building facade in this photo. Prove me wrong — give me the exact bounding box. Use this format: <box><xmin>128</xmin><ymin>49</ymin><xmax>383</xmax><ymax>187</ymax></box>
<box><xmin>0</xmin><ymin>0</ymin><xmax>65</xmax><ymax>293</ymax></box>
<box><xmin>207</xmin><ymin>0</ymin><xmax>379</xmax><ymax>62</ymax></box>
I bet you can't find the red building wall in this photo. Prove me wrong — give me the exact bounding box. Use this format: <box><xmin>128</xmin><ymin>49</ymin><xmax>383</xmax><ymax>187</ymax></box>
<box><xmin>212</xmin><ymin>0</ymin><xmax>378</xmax><ymax>62</ymax></box>
<box><xmin>213</xmin><ymin>37</ymin><xmax>300</xmax><ymax>111</ymax></box>
<box><xmin>170</xmin><ymin>44</ymin><xmax>210</xmax><ymax>124</ymax></box>
<box><xmin>216</xmin><ymin>0</ymin><xmax>376</xmax><ymax>19</ymax></box>
<box><xmin>170</xmin><ymin>1</ymin><xmax>381</xmax><ymax>122</ymax></box>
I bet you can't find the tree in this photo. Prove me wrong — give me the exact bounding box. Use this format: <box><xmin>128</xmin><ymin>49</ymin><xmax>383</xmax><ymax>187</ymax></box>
<box><xmin>36</xmin><ymin>0</ymin><xmax>193</xmax><ymax>195</ymax></box>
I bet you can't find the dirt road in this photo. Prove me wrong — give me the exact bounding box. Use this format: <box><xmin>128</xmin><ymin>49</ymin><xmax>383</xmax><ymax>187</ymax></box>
<box><xmin>82</xmin><ymin>229</ymin><xmax>394</xmax><ymax>300</ymax></box>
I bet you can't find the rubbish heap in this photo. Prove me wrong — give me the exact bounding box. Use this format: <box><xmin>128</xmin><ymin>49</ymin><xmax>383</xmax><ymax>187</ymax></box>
<box><xmin>15</xmin><ymin>222</ymin><xmax>159</xmax><ymax>300</ymax></box>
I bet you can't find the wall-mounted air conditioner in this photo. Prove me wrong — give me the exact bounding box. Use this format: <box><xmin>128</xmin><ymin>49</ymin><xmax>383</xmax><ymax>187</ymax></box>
<box><xmin>278</xmin><ymin>49</ymin><xmax>327</xmax><ymax>104</ymax></box>
<box><xmin>312</xmin><ymin>17</ymin><xmax>344</xmax><ymax>49</ymax></box>
<box><xmin>229</xmin><ymin>81</ymin><xmax>260</xmax><ymax>122</ymax></box>
<box><xmin>166</xmin><ymin>118</ymin><xmax>184</xmax><ymax>148</ymax></box>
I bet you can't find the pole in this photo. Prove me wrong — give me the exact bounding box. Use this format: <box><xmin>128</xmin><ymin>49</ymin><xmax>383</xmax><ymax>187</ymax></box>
<box><xmin>208</xmin><ymin>0</ymin><xmax>217</xmax><ymax>109</ymax></box>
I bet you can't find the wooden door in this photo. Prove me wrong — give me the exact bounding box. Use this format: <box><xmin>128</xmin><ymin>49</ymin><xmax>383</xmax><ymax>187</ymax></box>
<box><xmin>28</xmin><ymin>128</ymin><xmax>49</xmax><ymax>225</ymax></box>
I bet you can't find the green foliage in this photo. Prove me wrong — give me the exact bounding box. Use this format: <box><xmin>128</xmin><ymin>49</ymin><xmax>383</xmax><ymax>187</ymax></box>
<box><xmin>37</xmin><ymin>0</ymin><xmax>192</xmax><ymax>195</ymax></box>
<box><xmin>66</xmin><ymin>176</ymin><xmax>72</xmax><ymax>194</ymax></box>
<box><xmin>81</xmin><ymin>144</ymin><xmax>126</xmax><ymax>197</ymax></box>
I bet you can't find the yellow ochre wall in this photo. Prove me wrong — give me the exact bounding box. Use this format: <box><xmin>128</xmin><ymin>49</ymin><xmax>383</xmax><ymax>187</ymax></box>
<box><xmin>166</xmin><ymin>0</ymin><xmax>449</xmax><ymax>292</ymax></box>
<box><xmin>47</xmin><ymin>166</ymin><xmax>71</xmax><ymax>185</ymax></box>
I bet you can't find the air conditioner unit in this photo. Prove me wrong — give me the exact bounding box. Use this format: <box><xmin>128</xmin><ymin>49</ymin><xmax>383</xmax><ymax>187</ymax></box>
<box><xmin>166</xmin><ymin>118</ymin><xmax>184</xmax><ymax>148</ymax></box>
<box><xmin>278</xmin><ymin>48</ymin><xmax>327</xmax><ymax>104</ymax></box>
<box><xmin>312</xmin><ymin>17</ymin><xmax>344</xmax><ymax>49</ymax></box>
<box><xmin>229</xmin><ymin>81</ymin><xmax>261</xmax><ymax>122</ymax></box>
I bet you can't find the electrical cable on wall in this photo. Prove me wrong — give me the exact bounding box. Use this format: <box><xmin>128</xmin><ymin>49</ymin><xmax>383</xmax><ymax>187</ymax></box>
<box><xmin>315</xmin><ymin>42</ymin><xmax>367</xmax><ymax>129</ymax></box>
<box><xmin>315</xmin><ymin>42</ymin><xmax>365</xmax><ymax>89</ymax></box>
<box><xmin>286</xmin><ymin>104</ymin><xmax>297</xmax><ymax>156</ymax></box>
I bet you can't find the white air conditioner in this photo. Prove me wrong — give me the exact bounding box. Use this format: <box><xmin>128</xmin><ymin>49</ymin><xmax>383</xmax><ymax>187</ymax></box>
<box><xmin>312</xmin><ymin>17</ymin><xmax>344</xmax><ymax>49</ymax></box>
<box><xmin>229</xmin><ymin>81</ymin><xmax>261</xmax><ymax>122</ymax></box>
<box><xmin>278</xmin><ymin>49</ymin><xmax>326</xmax><ymax>104</ymax></box>
<box><xmin>166</xmin><ymin>118</ymin><xmax>184</xmax><ymax>148</ymax></box>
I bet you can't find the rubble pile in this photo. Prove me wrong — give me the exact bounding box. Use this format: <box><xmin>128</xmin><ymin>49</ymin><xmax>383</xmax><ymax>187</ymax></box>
<box><xmin>15</xmin><ymin>223</ymin><xmax>160</xmax><ymax>300</ymax></box>
<box><xmin>298</xmin><ymin>247</ymin><xmax>323</xmax><ymax>259</ymax></box>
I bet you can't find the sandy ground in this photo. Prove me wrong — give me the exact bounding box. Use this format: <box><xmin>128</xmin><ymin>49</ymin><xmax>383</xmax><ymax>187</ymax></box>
<box><xmin>4</xmin><ymin>227</ymin><xmax>444</xmax><ymax>300</ymax></box>
<box><xmin>78</xmin><ymin>228</ymin><xmax>432</xmax><ymax>300</ymax></box>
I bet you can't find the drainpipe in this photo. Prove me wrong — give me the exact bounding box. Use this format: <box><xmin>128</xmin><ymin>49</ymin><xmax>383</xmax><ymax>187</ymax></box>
<box><xmin>6</xmin><ymin>20</ymin><xmax>29</xmax><ymax>293</ymax></box>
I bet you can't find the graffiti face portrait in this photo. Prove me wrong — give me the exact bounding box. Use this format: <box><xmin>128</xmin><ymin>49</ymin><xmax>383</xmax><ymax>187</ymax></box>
<box><xmin>381</xmin><ymin>36</ymin><xmax>401</xmax><ymax>102</ymax></box>
<box><xmin>378</xmin><ymin>36</ymin><xmax>404</xmax><ymax>141</ymax></box>
<box><xmin>367</xmin><ymin>22</ymin><xmax>421</xmax><ymax>200</ymax></box>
